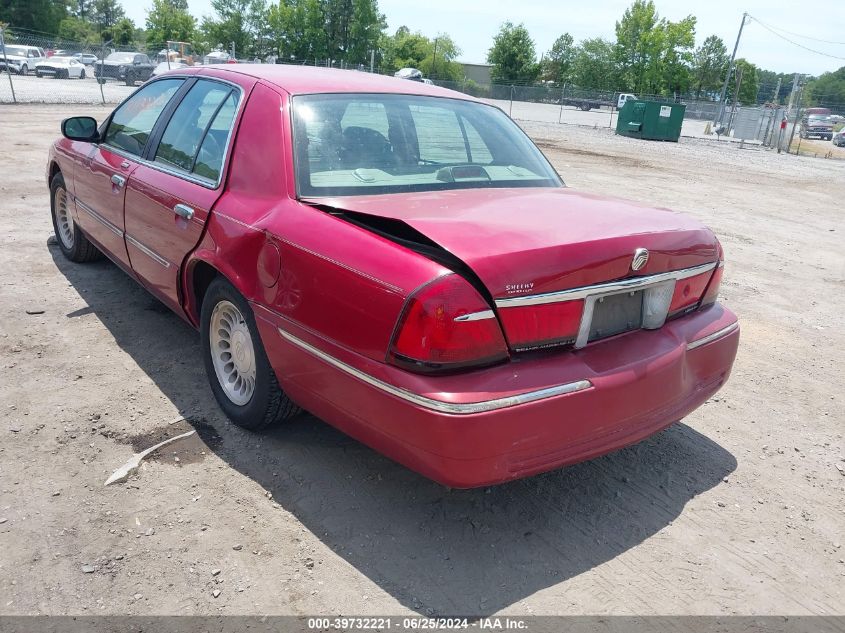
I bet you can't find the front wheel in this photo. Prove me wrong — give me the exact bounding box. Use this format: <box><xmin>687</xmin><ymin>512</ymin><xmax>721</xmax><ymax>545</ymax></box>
<box><xmin>19</xmin><ymin>64</ymin><xmax>28</xmax><ymax>75</ymax></box>
<box><xmin>201</xmin><ymin>277</ymin><xmax>300</xmax><ymax>431</ymax></box>
<box><xmin>124</xmin><ymin>71</ymin><xmax>135</xmax><ymax>86</ymax></box>
<box><xmin>50</xmin><ymin>172</ymin><xmax>101</xmax><ymax>263</ymax></box>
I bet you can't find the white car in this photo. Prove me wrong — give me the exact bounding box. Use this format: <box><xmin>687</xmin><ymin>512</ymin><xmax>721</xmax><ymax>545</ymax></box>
<box><xmin>0</xmin><ymin>44</ymin><xmax>46</xmax><ymax>75</ymax></box>
<box><xmin>35</xmin><ymin>56</ymin><xmax>87</xmax><ymax>79</ymax></box>
<box><xmin>151</xmin><ymin>61</ymin><xmax>187</xmax><ymax>77</ymax></box>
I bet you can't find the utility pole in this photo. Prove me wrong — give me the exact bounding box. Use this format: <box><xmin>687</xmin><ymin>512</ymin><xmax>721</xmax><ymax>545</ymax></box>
<box><xmin>785</xmin><ymin>73</ymin><xmax>799</xmax><ymax>117</ymax></box>
<box><xmin>0</xmin><ymin>26</ymin><xmax>16</xmax><ymax>104</ymax></box>
<box><xmin>231</xmin><ymin>41</ymin><xmax>235</xmax><ymax>61</ymax></box>
<box><xmin>787</xmin><ymin>80</ymin><xmax>805</xmax><ymax>153</ymax></box>
<box><xmin>715</xmin><ymin>12</ymin><xmax>748</xmax><ymax>126</ymax></box>
<box><xmin>432</xmin><ymin>38</ymin><xmax>438</xmax><ymax>80</ymax></box>
<box><xmin>772</xmin><ymin>77</ymin><xmax>781</xmax><ymax>103</ymax></box>
<box><xmin>727</xmin><ymin>64</ymin><xmax>744</xmax><ymax>133</ymax></box>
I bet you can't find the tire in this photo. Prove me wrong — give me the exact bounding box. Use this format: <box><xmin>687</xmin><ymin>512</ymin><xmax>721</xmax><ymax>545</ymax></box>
<box><xmin>580</xmin><ymin>103</ymin><xmax>592</xmax><ymax>111</ymax></box>
<box><xmin>125</xmin><ymin>71</ymin><xmax>135</xmax><ymax>86</ymax></box>
<box><xmin>79</xmin><ymin>69</ymin><xmax>86</xmax><ymax>79</ymax></box>
<box><xmin>201</xmin><ymin>277</ymin><xmax>300</xmax><ymax>431</ymax></box>
<box><xmin>49</xmin><ymin>172</ymin><xmax>101</xmax><ymax>263</ymax></box>
<box><xmin>36</xmin><ymin>71</ymin><xmax>42</xmax><ymax>78</ymax></box>
<box><xmin>19</xmin><ymin>64</ymin><xmax>28</xmax><ymax>75</ymax></box>
<box><xmin>60</xmin><ymin>69</ymin><xmax>68</xmax><ymax>79</ymax></box>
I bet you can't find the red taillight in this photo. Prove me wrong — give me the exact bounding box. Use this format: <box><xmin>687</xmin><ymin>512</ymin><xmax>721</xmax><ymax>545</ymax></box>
<box><xmin>389</xmin><ymin>274</ymin><xmax>509</xmax><ymax>373</ymax></box>
<box><xmin>700</xmin><ymin>262</ymin><xmax>724</xmax><ymax>306</ymax></box>
<box><xmin>669</xmin><ymin>271</ymin><xmax>712</xmax><ymax>314</ymax></box>
<box><xmin>498</xmin><ymin>300</ymin><xmax>584</xmax><ymax>350</ymax></box>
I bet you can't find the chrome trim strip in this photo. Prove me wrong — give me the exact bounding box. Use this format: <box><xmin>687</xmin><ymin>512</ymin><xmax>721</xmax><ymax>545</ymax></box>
<box><xmin>686</xmin><ymin>321</ymin><xmax>738</xmax><ymax>351</ymax></box>
<box><xmin>454</xmin><ymin>309</ymin><xmax>495</xmax><ymax>322</ymax></box>
<box><xmin>125</xmin><ymin>234</ymin><xmax>171</xmax><ymax>268</ymax></box>
<box><xmin>495</xmin><ymin>262</ymin><xmax>718</xmax><ymax>308</ymax></box>
<box><xmin>277</xmin><ymin>328</ymin><xmax>593</xmax><ymax>415</ymax></box>
<box><xmin>75</xmin><ymin>198</ymin><xmax>123</xmax><ymax>237</ymax></box>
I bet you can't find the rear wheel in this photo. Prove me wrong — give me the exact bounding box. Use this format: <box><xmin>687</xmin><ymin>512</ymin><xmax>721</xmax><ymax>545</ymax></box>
<box><xmin>79</xmin><ymin>69</ymin><xmax>86</xmax><ymax>79</ymax></box>
<box><xmin>201</xmin><ymin>277</ymin><xmax>300</xmax><ymax>431</ymax></box>
<box><xmin>50</xmin><ymin>173</ymin><xmax>101</xmax><ymax>263</ymax></box>
<box><xmin>35</xmin><ymin>71</ymin><xmax>43</xmax><ymax>78</ymax></box>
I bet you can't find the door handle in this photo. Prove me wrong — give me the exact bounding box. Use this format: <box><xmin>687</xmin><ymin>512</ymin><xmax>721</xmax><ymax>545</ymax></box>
<box><xmin>111</xmin><ymin>174</ymin><xmax>126</xmax><ymax>188</ymax></box>
<box><xmin>173</xmin><ymin>204</ymin><xmax>195</xmax><ymax>220</ymax></box>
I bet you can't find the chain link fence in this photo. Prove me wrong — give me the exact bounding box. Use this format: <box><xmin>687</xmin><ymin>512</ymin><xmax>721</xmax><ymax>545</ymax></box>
<box><xmin>2</xmin><ymin>25</ymin><xmax>842</xmax><ymax>158</ymax></box>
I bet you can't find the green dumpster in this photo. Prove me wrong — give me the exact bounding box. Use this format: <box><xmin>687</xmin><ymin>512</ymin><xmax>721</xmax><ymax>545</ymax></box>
<box><xmin>615</xmin><ymin>100</ymin><xmax>686</xmax><ymax>141</ymax></box>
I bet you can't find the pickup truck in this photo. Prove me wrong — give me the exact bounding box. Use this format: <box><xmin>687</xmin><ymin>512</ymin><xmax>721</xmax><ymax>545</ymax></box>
<box><xmin>800</xmin><ymin>114</ymin><xmax>834</xmax><ymax>141</ymax></box>
<box><xmin>559</xmin><ymin>92</ymin><xmax>637</xmax><ymax>111</ymax></box>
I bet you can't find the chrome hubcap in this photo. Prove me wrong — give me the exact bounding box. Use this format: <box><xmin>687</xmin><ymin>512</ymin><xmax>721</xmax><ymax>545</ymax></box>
<box><xmin>209</xmin><ymin>300</ymin><xmax>256</xmax><ymax>406</ymax></box>
<box><xmin>54</xmin><ymin>186</ymin><xmax>74</xmax><ymax>249</ymax></box>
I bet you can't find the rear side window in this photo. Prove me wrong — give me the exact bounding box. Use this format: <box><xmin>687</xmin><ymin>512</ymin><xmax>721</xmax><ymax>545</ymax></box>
<box><xmin>153</xmin><ymin>79</ymin><xmax>238</xmax><ymax>183</ymax></box>
<box><xmin>104</xmin><ymin>79</ymin><xmax>183</xmax><ymax>156</ymax></box>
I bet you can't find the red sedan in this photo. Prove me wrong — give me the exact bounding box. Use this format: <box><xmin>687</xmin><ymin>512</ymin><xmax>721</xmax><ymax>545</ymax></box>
<box><xmin>47</xmin><ymin>65</ymin><xmax>739</xmax><ymax>488</ymax></box>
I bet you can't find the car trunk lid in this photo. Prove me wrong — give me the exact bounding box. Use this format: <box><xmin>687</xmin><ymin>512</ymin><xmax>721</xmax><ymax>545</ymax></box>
<box><xmin>304</xmin><ymin>187</ymin><xmax>720</xmax><ymax>350</ymax></box>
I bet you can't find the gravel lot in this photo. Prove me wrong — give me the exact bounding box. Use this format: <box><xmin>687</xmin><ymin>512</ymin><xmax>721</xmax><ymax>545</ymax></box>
<box><xmin>0</xmin><ymin>72</ymin><xmax>136</xmax><ymax>104</ymax></box>
<box><xmin>0</xmin><ymin>105</ymin><xmax>843</xmax><ymax>618</ymax></box>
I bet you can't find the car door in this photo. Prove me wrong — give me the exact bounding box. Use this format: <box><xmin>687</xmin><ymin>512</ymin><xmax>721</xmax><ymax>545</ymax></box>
<box><xmin>124</xmin><ymin>78</ymin><xmax>242</xmax><ymax>314</ymax></box>
<box><xmin>72</xmin><ymin>78</ymin><xmax>185</xmax><ymax>273</ymax></box>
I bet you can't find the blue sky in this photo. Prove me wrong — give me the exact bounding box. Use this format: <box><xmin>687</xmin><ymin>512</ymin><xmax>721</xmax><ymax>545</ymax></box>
<box><xmin>120</xmin><ymin>0</ymin><xmax>845</xmax><ymax>76</ymax></box>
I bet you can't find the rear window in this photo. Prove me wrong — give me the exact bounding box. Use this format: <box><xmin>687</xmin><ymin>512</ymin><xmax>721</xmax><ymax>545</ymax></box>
<box><xmin>292</xmin><ymin>93</ymin><xmax>560</xmax><ymax>197</ymax></box>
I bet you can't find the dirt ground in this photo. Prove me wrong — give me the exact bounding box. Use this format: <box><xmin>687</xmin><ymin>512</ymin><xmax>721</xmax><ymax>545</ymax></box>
<box><xmin>1</xmin><ymin>105</ymin><xmax>843</xmax><ymax>618</ymax></box>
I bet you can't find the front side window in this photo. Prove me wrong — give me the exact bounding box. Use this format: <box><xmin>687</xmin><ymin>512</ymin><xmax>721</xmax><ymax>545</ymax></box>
<box><xmin>292</xmin><ymin>93</ymin><xmax>561</xmax><ymax>197</ymax></box>
<box><xmin>103</xmin><ymin>78</ymin><xmax>183</xmax><ymax>156</ymax></box>
<box><xmin>154</xmin><ymin>79</ymin><xmax>238</xmax><ymax>183</ymax></box>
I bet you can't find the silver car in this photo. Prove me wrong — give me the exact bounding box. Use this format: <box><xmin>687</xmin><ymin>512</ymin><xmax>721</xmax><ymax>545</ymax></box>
<box><xmin>0</xmin><ymin>44</ymin><xmax>46</xmax><ymax>75</ymax></box>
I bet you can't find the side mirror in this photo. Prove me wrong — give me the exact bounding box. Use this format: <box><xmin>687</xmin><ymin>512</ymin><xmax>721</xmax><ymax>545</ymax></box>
<box><xmin>61</xmin><ymin>116</ymin><xmax>99</xmax><ymax>142</ymax></box>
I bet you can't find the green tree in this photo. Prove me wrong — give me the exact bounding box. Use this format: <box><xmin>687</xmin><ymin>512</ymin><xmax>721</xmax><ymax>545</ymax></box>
<box><xmin>0</xmin><ymin>0</ymin><xmax>67</xmax><ymax>34</ymax></box>
<box><xmin>146</xmin><ymin>0</ymin><xmax>197</xmax><ymax>47</ymax></box>
<box><xmin>378</xmin><ymin>27</ymin><xmax>461</xmax><ymax>79</ymax></box>
<box><xmin>542</xmin><ymin>33</ymin><xmax>575</xmax><ymax>83</ymax></box>
<box><xmin>725</xmin><ymin>58</ymin><xmax>758</xmax><ymax>105</ymax></box>
<box><xmin>57</xmin><ymin>16</ymin><xmax>100</xmax><ymax>44</ymax></box>
<box><xmin>614</xmin><ymin>0</ymin><xmax>664</xmax><ymax>93</ymax></box>
<box><xmin>804</xmin><ymin>66</ymin><xmax>845</xmax><ymax>108</ymax></box>
<box><xmin>570</xmin><ymin>37</ymin><xmax>616</xmax><ymax>90</ymax></box>
<box><xmin>91</xmin><ymin>0</ymin><xmax>126</xmax><ymax>40</ymax></box>
<box><xmin>112</xmin><ymin>17</ymin><xmax>135</xmax><ymax>46</ymax></box>
<box><xmin>659</xmin><ymin>15</ymin><xmax>696</xmax><ymax>95</ymax></box>
<box><xmin>613</xmin><ymin>0</ymin><xmax>695</xmax><ymax>95</ymax></box>
<box><xmin>487</xmin><ymin>22</ymin><xmax>539</xmax><ymax>83</ymax></box>
<box><xmin>268</xmin><ymin>0</ymin><xmax>328</xmax><ymax>61</ymax></box>
<box><xmin>421</xmin><ymin>34</ymin><xmax>461</xmax><ymax>80</ymax></box>
<box><xmin>201</xmin><ymin>0</ymin><xmax>271</xmax><ymax>58</ymax></box>
<box><xmin>345</xmin><ymin>0</ymin><xmax>385</xmax><ymax>64</ymax></box>
<box><xmin>691</xmin><ymin>34</ymin><xmax>728</xmax><ymax>98</ymax></box>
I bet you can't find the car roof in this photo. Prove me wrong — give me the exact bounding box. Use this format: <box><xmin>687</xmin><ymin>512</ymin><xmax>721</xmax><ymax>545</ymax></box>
<box><xmin>186</xmin><ymin>64</ymin><xmax>479</xmax><ymax>101</ymax></box>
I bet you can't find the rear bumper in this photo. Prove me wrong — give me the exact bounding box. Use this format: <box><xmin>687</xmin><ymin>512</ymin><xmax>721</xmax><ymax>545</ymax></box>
<box><xmin>255</xmin><ymin>303</ymin><xmax>739</xmax><ymax>488</ymax></box>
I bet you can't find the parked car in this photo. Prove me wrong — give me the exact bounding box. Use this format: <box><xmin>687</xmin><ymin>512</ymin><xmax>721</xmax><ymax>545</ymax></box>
<box><xmin>150</xmin><ymin>60</ymin><xmax>187</xmax><ymax>77</ymax></box>
<box><xmin>0</xmin><ymin>44</ymin><xmax>46</xmax><ymax>75</ymax></box>
<box><xmin>35</xmin><ymin>56</ymin><xmax>87</xmax><ymax>79</ymax></box>
<box><xmin>833</xmin><ymin>130</ymin><xmax>845</xmax><ymax>147</ymax></box>
<box><xmin>72</xmin><ymin>52</ymin><xmax>99</xmax><ymax>66</ymax></box>
<box><xmin>47</xmin><ymin>66</ymin><xmax>739</xmax><ymax>488</ymax></box>
<box><xmin>800</xmin><ymin>114</ymin><xmax>834</xmax><ymax>140</ymax></box>
<box><xmin>93</xmin><ymin>51</ymin><xmax>154</xmax><ymax>86</ymax></box>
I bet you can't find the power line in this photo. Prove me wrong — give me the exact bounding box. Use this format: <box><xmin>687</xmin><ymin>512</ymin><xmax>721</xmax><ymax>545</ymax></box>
<box><xmin>750</xmin><ymin>20</ymin><xmax>845</xmax><ymax>46</ymax></box>
<box><xmin>748</xmin><ymin>15</ymin><xmax>845</xmax><ymax>60</ymax></box>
